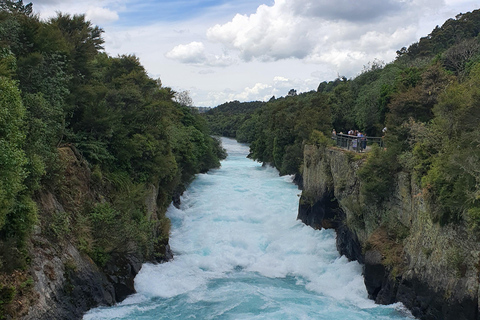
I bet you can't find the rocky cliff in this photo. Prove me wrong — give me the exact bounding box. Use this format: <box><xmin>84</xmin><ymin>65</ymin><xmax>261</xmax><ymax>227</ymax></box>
<box><xmin>13</xmin><ymin>146</ymin><xmax>173</xmax><ymax>320</ymax></box>
<box><xmin>298</xmin><ymin>144</ymin><xmax>480</xmax><ymax>320</ymax></box>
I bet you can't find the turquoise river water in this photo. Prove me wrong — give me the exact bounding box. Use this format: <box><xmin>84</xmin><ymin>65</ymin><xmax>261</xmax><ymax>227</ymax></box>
<box><xmin>84</xmin><ymin>137</ymin><xmax>414</xmax><ymax>320</ymax></box>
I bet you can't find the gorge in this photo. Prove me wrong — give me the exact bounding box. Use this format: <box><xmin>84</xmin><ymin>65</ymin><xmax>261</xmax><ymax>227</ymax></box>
<box><xmin>298</xmin><ymin>144</ymin><xmax>479</xmax><ymax>320</ymax></box>
<box><xmin>2</xmin><ymin>3</ymin><xmax>480</xmax><ymax>319</ymax></box>
<box><xmin>84</xmin><ymin>138</ymin><xmax>413</xmax><ymax>320</ymax></box>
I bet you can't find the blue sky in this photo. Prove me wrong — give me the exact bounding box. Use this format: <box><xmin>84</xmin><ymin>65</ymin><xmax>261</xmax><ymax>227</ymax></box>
<box><xmin>32</xmin><ymin>0</ymin><xmax>480</xmax><ymax>107</ymax></box>
<box><xmin>115</xmin><ymin>0</ymin><xmax>269</xmax><ymax>25</ymax></box>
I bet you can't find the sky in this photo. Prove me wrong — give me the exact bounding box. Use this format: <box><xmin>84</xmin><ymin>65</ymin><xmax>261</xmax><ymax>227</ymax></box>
<box><xmin>31</xmin><ymin>0</ymin><xmax>480</xmax><ymax>107</ymax></box>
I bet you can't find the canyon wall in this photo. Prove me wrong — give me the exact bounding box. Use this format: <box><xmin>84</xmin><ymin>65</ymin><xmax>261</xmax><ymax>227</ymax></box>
<box><xmin>19</xmin><ymin>146</ymin><xmax>172</xmax><ymax>320</ymax></box>
<box><xmin>298</xmin><ymin>144</ymin><xmax>480</xmax><ymax>320</ymax></box>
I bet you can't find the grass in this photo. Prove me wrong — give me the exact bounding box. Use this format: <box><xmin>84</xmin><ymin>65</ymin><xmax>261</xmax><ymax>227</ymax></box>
<box><xmin>366</xmin><ymin>226</ymin><xmax>407</xmax><ymax>278</ymax></box>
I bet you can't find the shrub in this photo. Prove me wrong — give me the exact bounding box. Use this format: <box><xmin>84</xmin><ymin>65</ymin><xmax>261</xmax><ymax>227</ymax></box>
<box><xmin>466</xmin><ymin>207</ymin><xmax>480</xmax><ymax>232</ymax></box>
<box><xmin>309</xmin><ymin>130</ymin><xmax>334</xmax><ymax>148</ymax></box>
<box><xmin>0</xmin><ymin>285</ymin><xmax>15</xmax><ymax>319</ymax></box>
<box><xmin>358</xmin><ymin>144</ymin><xmax>397</xmax><ymax>204</ymax></box>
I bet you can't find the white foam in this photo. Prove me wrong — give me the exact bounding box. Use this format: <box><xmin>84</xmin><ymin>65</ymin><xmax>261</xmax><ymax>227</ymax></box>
<box><xmin>85</xmin><ymin>137</ymin><xmax>412</xmax><ymax>319</ymax></box>
<box><xmin>83</xmin><ymin>294</ymin><xmax>154</xmax><ymax>320</ymax></box>
<box><xmin>132</xmin><ymin>137</ymin><xmax>372</xmax><ymax>307</ymax></box>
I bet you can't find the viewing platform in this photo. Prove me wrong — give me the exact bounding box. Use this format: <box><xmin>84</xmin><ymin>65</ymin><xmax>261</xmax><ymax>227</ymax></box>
<box><xmin>332</xmin><ymin>133</ymin><xmax>384</xmax><ymax>153</ymax></box>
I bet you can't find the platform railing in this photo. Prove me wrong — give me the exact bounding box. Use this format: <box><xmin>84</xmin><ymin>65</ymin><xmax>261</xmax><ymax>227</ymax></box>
<box><xmin>333</xmin><ymin>133</ymin><xmax>384</xmax><ymax>152</ymax></box>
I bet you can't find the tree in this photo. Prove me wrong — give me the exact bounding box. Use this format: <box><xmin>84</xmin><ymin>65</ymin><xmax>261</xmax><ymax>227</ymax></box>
<box><xmin>0</xmin><ymin>77</ymin><xmax>27</xmax><ymax>230</ymax></box>
<box><xmin>0</xmin><ymin>0</ymin><xmax>32</xmax><ymax>16</ymax></box>
<box><xmin>49</xmin><ymin>13</ymin><xmax>104</xmax><ymax>81</ymax></box>
<box><xmin>175</xmin><ymin>90</ymin><xmax>193</xmax><ymax>107</ymax></box>
<box><xmin>443</xmin><ymin>38</ymin><xmax>480</xmax><ymax>76</ymax></box>
<box><xmin>287</xmin><ymin>89</ymin><xmax>297</xmax><ymax>96</ymax></box>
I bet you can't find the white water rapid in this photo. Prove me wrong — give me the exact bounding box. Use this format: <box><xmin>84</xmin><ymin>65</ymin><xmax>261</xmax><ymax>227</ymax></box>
<box><xmin>84</xmin><ymin>137</ymin><xmax>413</xmax><ymax>320</ymax></box>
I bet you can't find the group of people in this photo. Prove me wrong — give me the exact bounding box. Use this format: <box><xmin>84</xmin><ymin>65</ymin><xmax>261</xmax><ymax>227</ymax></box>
<box><xmin>332</xmin><ymin>129</ymin><xmax>367</xmax><ymax>151</ymax></box>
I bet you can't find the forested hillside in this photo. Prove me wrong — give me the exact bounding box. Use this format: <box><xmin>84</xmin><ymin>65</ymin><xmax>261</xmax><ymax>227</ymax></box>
<box><xmin>205</xmin><ymin>100</ymin><xmax>265</xmax><ymax>138</ymax></box>
<box><xmin>0</xmin><ymin>1</ymin><xmax>225</xmax><ymax>317</ymax></box>
<box><xmin>206</xmin><ymin>9</ymin><xmax>480</xmax><ymax>224</ymax></box>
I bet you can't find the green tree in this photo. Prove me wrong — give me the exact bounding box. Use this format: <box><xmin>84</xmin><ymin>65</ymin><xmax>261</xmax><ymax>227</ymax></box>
<box><xmin>0</xmin><ymin>0</ymin><xmax>32</xmax><ymax>15</ymax></box>
<box><xmin>0</xmin><ymin>77</ymin><xmax>27</xmax><ymax>230</ymax></box>
<box><xmin>418</xmin><ymin>62</ymin><xmax>480</xmax><ymax>224</ymax></box>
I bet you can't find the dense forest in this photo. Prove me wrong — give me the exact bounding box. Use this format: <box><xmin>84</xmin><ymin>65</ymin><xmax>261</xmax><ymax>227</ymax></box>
<box><xmin>204</xmin><ymin>100</ymin><xmax>265</xmax><ymax>138</ymax></box>
<box><xmin>2</xmin><ymin>0</ymin><xmax>480</xmax><ymax>317</ymax></box>
<box><xmin>206</xmin><ymin>9</ymin><xmax>480</xmax><ymax>226</ymax></box>
<box><xmin>0</xmin><ymin>1</ymin><xmax>225</xmax><ymax>316</ymax></box>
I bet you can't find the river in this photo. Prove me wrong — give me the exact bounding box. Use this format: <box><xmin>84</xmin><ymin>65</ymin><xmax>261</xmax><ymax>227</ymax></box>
<box><xmin>84</xmin><ymin>137</ymin><xmax>413</xmax><ymax>320</ymax></box>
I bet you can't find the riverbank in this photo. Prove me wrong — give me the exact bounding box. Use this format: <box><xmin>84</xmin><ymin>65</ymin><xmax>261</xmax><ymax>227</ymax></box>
<box><xmin>298</xmin><ymin>144</ymin><xmax>479</xmax><ymax>320</ymax></box>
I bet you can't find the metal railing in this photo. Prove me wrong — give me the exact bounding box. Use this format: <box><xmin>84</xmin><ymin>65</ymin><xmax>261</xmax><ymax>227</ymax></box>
<box><xmin>332</xmin><ymin>133</ymin><xmax>384</xmax><ymax>152</ymax></box>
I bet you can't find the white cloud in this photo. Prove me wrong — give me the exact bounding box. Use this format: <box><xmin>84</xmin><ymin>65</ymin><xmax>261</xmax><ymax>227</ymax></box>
<box><xmin>291</xmin><ymin>0</ymin><xmax>404</xmax><ymax>22</ymax></box>
<box><xmin>197</xmin><ymin>0</ymin><xmax>449</xmax><ymax>78</ymax></box>
<box><xmin>205</xmin><ymin>82</ymin><xmax>274</xmax><ymax>105</ymax></box>
<box><xmin>308</xmin><ymin>49</ymin><xmax>367</xmax><ymax>76</ymax></box>
<box><xmin>86</xmin><ymin>7</ymin><xmax>119</xmax><ymax>24</ymax></box>
<box><xmin>199</xmin><ymin>69</ymin><xmax>215</xmax><ymax>75</ymax></box>
<box><xmin>165</xmin><ymin>42</ymin><xmax>207</xmax><ymax>64</ymax></box>
<box><xmin>32</xmin><ymin>0</ymin><xmax>63</xmax><ymax>4</ymax></box>
<box><xmin>33</xmin><ymin>0</ymin><xmax>125</xmax><ymax>22</ymax></box>
<box><xmin>200</xmin><ymin>74</ymin><xmax>320</xmax><ymax>106</ymax></box>
<box><xmin>273</xmin><ymin>76</ymin><xmax>288</xmax><ymax>82</ymax></box>
<box><xmin>205</xmin><ymin>82</ymin><xmax>272</xmax><ymax>104</ymax></box>
<box><xmin>237</xmin><ymin>82</ymin><xmax>272</xmax><ymax>101</ymax></box>
<box><xmin>206</xmin><ymin>1</ymin><xmax>314</xmax><ymax>61</ymax></box>
<box><xmin>165</xmin><ymin>41</ymin><xmax>236</xmax><ymax>67</ymax></box>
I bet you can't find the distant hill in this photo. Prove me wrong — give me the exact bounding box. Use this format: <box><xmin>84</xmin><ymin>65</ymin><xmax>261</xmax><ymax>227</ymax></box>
<box><xmin>204</xmin><ymin>100</ymin><xmax>266</xmax><ymax>138</ymax></box>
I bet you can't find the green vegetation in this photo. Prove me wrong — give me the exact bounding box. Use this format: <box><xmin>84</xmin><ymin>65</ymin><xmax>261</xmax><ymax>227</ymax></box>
<box><xmin>0</xmin><ymin>1</ymin><xmax>225</xmax><ymax>314</ymax></box>
<box><xmin>357</xmin><ymin>144</ymin><xmax>398</xmax><ymax>204</ymax></box>
<box><xmin>205</xmin><ymin>100</ymin><xmax>265</xmax><ymax>138</ymax></box>
<box><xmin>446</xmin><ymin>246</ymin><xmax>468</xmax><ymax>278</ymax></box>
<box><xmin>209</xmin><ymin>92</ymin><xmax>332</xmax><ymax>175</ymax></box>
<box><xmin>2</xmin><ymin>0</ymin><xmax>480</xmax><ymax>314</ymax></box>
<box><xmin>366</xmin><ymin>226</ymin><xmax>407</xmax><ymax>278</ymax></box>
<box><xmin>0</xmin><ymin>285</ymin><xmax>15</xmax><ymax>319</ymax></box>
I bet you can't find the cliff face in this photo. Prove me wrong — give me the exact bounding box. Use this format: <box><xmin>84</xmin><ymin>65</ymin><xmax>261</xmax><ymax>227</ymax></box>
<box><xmin>20</xmin><ymin>146</ymin><xmax>172</xmax><ymax>320</ymax></box>
<box><xmin>298</xmin><ymin>145</ymin><xmax>480</xmax><ymax>320</ymax></box>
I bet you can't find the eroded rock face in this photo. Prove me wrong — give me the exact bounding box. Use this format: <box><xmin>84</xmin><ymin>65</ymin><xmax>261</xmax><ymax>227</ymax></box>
<box><xmin>363</xmin><ymin>250</ymin><xmax>387</xmax><ymax>300</ymax></box>
<box><xmin>336</xmin><ymin>222</ymin><xmax>364</xmax><ymax>264</ymax></box>
<box><xmin>22</xmin><ymin>146</ymin><xmax>173</xmax><ymax>320</ymax></box>
<box><xmin>299</xmin><ymin>145</ymin><xmax>480</xmax><ymax>319</ymax></box>
<box><xmin>25</xmin><ymin>239</ymin><xmax>115</xmax><ymax>320</ymax></box>
<box><xmin>103</xmin><ymin>253</ymin><xmax>142</xmax><ymax>303</ymax></box>
<box><xmin>297</xmin><ymin>190</ymin><xmax>341</xmax><ymax>230</ymax></box>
